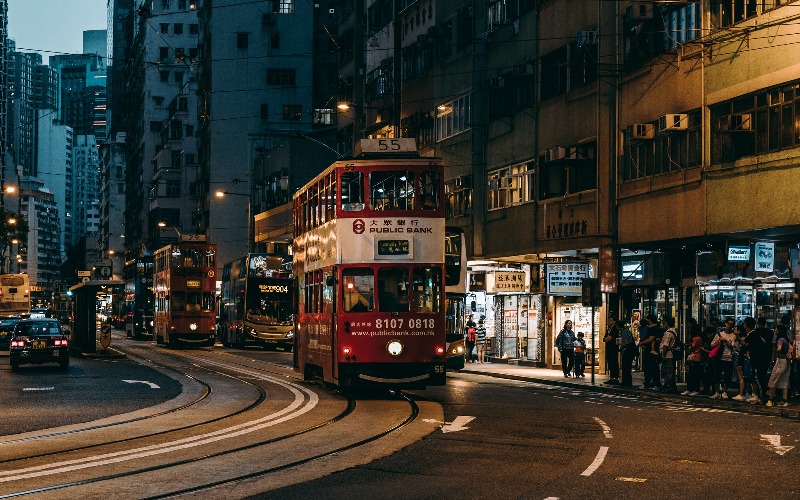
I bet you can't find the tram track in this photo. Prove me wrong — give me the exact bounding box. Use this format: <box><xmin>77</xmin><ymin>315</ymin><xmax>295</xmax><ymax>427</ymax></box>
<box><xmin>0</xmin><ymin>342</ymin><xmax>434</xmax><ymax>499</ymax></box>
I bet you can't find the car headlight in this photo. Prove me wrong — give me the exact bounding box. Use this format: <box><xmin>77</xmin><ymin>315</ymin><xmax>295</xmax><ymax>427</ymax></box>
<box><xmin>285</xmin><ymin>331</ymin><xmax>294</xmax><ymax>339</ymax></box>
<box><xmin>456</xmin><ymin>346</ymin><xmax>464</xmax><ymax>354</ymax></box>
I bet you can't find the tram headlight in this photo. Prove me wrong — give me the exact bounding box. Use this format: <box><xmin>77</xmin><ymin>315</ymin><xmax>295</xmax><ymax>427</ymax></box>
<box><xmin>285</xmin><ymin>331</ymin><xmax>294</xmax><ymax>339</ymax></box>
<box><xmin>189</xmin><ymin>323</ymin><xmax>198</xmax><ymax>331</ymax></box>
<box><xmin>387</xmin><ymin>340</ymin><xmax>403</xmax><ymax>357</ymax></box>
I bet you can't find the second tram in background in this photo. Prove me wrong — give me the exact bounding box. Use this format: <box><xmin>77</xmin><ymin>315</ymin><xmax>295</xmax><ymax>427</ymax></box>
<box><xmin>219</xmin><ymin>253</ymin><xmax>294</xmax><ymax>350</ymax></box>
<box><xmin>123</xmin><ymin>256</ymin><xmax>154</xmax><ymax>339</ymax></box>
<box><xmin>153</xmin><ymin>235</ymin><xmax>217</xmax><ymax>347</ymax></box>
<box><xmin>293</xmin><ymin>138</ymin><xmax>447</xmax><ymax>388</ymax></box>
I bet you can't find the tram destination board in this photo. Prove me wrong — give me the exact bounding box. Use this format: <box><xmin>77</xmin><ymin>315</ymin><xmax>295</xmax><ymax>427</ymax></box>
<box><xmin>377</xmin><ymin>239</ymin><xmax>410</xmax><ymax>256</ymax></box>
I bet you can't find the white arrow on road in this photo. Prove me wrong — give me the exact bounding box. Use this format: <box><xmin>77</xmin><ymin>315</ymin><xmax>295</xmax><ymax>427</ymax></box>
<box><xmin>423</xmin><ymin>416</ymin><xmax>475</xmax><ymax>433</ymax></box>
<box><xmin>760</xmin><ymin>434</ymin><xmax>794</xmax><ymax>456</ymax></box>
<box><xmin>123</xmin><ymin>380</ymin><xmax>161</xmax><ymax>389</ymax></box>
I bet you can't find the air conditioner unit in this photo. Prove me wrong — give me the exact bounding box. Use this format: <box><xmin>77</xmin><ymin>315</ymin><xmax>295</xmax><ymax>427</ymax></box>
<box><xmin>627</xmin><ymin>1</ymin><xmax>654</xmax><ymax>22</ymax></box>
<box><xmin>577</xmin><ymin>30</ymin><xmax>598</xmax><ymax>47</ymax></box>
<box><xmin>262</xmin><ymin>13</ymin><xmax>275</xmax><ymax>25</ymax></box>
<box><xmin>725</xmin><ymin>113</ymin><xmax>752</xmax><ymax>132</ymax></box>
<box><xmin>658</xmin><ymin>113</ymin><xmax>688</xmax><ymax>132</ymax></box>
<box><xmin>629</xmin><ymin>123</ymin><xmax>655</xmax><ymax>140</ymax></box>
<box><xmin>545</xmin><ymin>147</ymin><xmax>567</xmax><ymax>162</ymax></box>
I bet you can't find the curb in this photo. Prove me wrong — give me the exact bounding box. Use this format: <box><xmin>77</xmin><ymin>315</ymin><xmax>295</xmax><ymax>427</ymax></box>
<box><xmin>460</xmin><ymin>368</ymin><xmax>800</xmax><ymax>421</ymax></box>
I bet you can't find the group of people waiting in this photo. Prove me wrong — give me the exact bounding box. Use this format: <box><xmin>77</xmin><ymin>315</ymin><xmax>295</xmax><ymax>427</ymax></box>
<box><xmin>555</xmin><ymin>314</ymin><xmax>797</xmax><ymax>406</ymax></box>
<box><xmin>464</xmin><ymin>314</ymin><xmax>488</xmax><ymax>363</ymax></box>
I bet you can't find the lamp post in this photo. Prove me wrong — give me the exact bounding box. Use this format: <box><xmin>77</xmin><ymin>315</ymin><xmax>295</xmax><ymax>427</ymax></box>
<box><xmin>214</xmin><ymin>190</ymin><xmax>252</xmax><ymax>252</ymax></box>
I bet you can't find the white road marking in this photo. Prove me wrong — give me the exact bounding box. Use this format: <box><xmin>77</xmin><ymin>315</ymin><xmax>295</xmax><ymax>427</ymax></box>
<box><xmin>122</xmin><ymin>380</ymin><xmax>161</xmax><ymax>389</ymax></box>
<box><xmin>581</xmin><ymin>446</ymin><xmax>609</xmax><ymax>476</ymax></box>
<box><xmin>0</xmin><ymin>362</ymin><xmax>319</xmax><ymax>483</ymax></box>
<box><xmin>616</xmin><ymin>477</ymin><xmax>647</xmax><ymax>482</ymax></box>
<box><xmin>544</xmin><ymin>497</ymin><xmax>559</xmax><ymax>500</ymax></box>
<box><xmin>760</xmin><ymin>434</ymin><xmax>795</xmax><ymax>456</ymax></box>
<box><xmin>441</xmin><ymin>416</ymin><xmax>475</xmax><ymax>433</ymax></box>
<box><xmin>22</xmin><ymin>387</ymin><xmax>54</xmax><ymax>391</ymax></box>
<box><xmin>592</xmin><ymin>417</ymin><xmax>612</xmax><ymax>438</ymax></box>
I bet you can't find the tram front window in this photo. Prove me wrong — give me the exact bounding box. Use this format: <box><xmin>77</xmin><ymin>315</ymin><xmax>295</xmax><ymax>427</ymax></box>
<box><xmin>342</xmin><ymin>268</ymin><xmax>374</xmax><ymax>312</ymax></box>
<box><xmin>377</xmin><ymin>268</ymin><xmax>409</xmax><ymax>313</ymax></box>
<box><xmin>412</xmin><ymin>267</ymin><xmax>442</xmax><ymax>313</ymax></box>
<box><xmin>370</xmin><ymin>171</ymin><xmax>415</xmax><ymax>210</ymax></box>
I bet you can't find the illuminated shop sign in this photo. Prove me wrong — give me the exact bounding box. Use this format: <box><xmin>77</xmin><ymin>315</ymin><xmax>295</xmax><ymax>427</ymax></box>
<box><xmin>754</xmin><ymin>242</ymin><xmax>774</xmax><ymax>272</ymax></box>
<box><xmin>727</xmin><ymin>245</ymin><xmax>750</xmax><ymax>262</ymax></box>
<box><xmin>622</xmin><ymin>261</ymin><xmax>644</xmax><ymax>280</ymax></box>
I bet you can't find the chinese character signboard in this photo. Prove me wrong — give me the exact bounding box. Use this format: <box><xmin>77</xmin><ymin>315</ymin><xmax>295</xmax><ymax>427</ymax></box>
<box><xmin>545</xmin><ymin>263</ymin><xmax>589</xmax><ymax>296</ymax></box>
<box><xmin>488</xmin><ymin>271</ymin><xmax>527</xmax><ymax>293</ymax></box>
<box><xmin>754</xmin><ymin>242</ymin><xmax>774</xmax><ymax>272</ymax></box>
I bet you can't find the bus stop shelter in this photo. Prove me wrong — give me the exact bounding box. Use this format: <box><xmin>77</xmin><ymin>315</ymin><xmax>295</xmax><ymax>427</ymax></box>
<box><xmin>69</xmin><ymin>279</ymin><xmax>124</xmax><ymax>353</ymax></box>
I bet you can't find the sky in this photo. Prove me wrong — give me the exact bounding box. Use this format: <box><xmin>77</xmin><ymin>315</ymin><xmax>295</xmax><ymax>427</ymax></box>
<box><xmin>7</xmin><ymin>0</ymin><xmax>107</xmax><ymax>61</ymax></box>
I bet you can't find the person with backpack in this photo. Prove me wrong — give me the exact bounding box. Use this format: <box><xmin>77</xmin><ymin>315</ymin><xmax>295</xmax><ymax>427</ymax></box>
<box><xmin>555</xmin><ymin>320</ymin><xmax>576</xmax><ymax>377</ymax></box>
<box><xmin>658</xmin><ymin>316</ymin><xmax>679</xmax><ymax>393</ymax></box>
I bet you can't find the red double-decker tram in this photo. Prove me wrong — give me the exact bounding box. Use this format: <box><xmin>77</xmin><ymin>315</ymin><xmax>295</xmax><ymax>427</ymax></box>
<box><xmin>153</xmin><ymin>235</ymin><xmax>217</xmax><ymax>347</ymax></box>
<box><xmin>293</xmin><ymin>139</ymin><xmax>446</xmax><ymax>388</ymax></box>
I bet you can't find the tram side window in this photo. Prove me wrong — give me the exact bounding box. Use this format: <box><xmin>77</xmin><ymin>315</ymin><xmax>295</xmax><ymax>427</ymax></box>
<box><xmin>419</xmin><ymin>170</ymin><xmax>440</xmax><ymax>210</ymax></box>
<box><xmin>412</xmin><ymin>267</ymin><xmax>442</xmax><ymax>313</ymax></box>
<box><xmin>370</xmin><ymin>171</ymin><xmax>415</xmax><ymax>210</ymax></box>
<box><xmin>172</xmin><ymin>292</ymin><xmax>186</xmax><ymax>311</ymax></box>
<box><xmin>342</xmin><ymin>268</ymin><xmax>374</xmax><ymax>312</ymax></box>
<box><xmin>341</xmin><ymin>172</ymin><xmax>364</xmax><ymax>211</ymax></box>
<box><xmin>377</xmin><ymin>267</ymin><xmax>410</xmax><ymax>313</ymax></box>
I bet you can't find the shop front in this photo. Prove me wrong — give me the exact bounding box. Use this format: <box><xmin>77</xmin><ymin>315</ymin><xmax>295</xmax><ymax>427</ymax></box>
<box><xmin>467</xmin><ymin>266</ymin><xmax>542</xmax><ymax>362</ymax></box>
<box><xmin>697</xmin><ymin>242</ymin><xmax>795</xmax><ymax>327</ymax></box>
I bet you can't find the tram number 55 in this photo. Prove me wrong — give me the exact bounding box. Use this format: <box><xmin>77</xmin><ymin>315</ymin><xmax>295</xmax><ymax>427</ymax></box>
<box><xmin>378</xmin><ymin>139</ymin><xmax>402</xmax><ymax>151</ymax></box>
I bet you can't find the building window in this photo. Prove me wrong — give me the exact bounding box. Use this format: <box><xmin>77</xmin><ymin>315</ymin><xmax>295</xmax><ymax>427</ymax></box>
<box><xmin>159</xmin><ymin>70</ymin><xmax>170</xmax><ymax>82</ymax></box>
<box><xmin>488</xmin><ymin>0</ymin><xmax>517</xmax><ymax>30</ymax></box>
<box><xmin>166</xmin><ymin>180</ymin><xmax>181</xmax><ymax>197</ymax></box>
<box><xmin>267</xmin><ymin>69</ymin><xmax>296</xmax><ymax>86</ymax></box>
<box><xmin>271</xmin><ymin>33</ymin><xmax>280</xmax><ymax>49</ymax></box>
<box><xmin>237</xmin><ymin>33</ymin><xmax>249</xmax><ymax>49</ymax></box>
<box><xmin>710</xmin><ymin>0</ymin><xmax>759</xmax><ymax>29</ymax></box>
<box><xmin>283</xmin><ymin>105</ymin><xmax>302</xmax><ymax>120</ymax></box>
<box><xmin>162</xmin><ymin>0</ymin><xmax>170</xmax><ymax>9</ymax></box>
<box><xmin>314</xmin><ymin>108</ymin><xmax>334</xmax><ymax>125</ymax></box>
<box><xmin>169</xmin><ymin>120</ymin><xmax>183</xmax><ymax>140</ymax></box>
<box><xmin>189</xmin><ymin>24</ymin><xmax>199</xmax><ymax>35</ymax></box>
<box><xmin>436</xmin><ymin>94</ymin><xmax>471</xmax><ymax>142</ymax></box>
<box><xmin>487</xmin><ymin>162</ymin><xmax>535</xmax><ymax>210</ymax></box>
<box><xmin>174</xmin><ymin>71</ymin><xmax>184</xmax><ymax>83</ymax></box>
<box><xmin>278</xmin><ymin>0</ymin><xmax>295</xmax><ymax>14</ymax></box>
<box><xmin>260</xmin><ymin>104</ymin><xmax>269</xmax><ymax>120</ymax></box>
<box><xmin>171</xmin><ymin>150</ymin><xmax>182</xmax><ymax>169</ymax></box>
<box><xmin>569</xmin><ymin>41</ymin><xmax>597</xmax><ymax>91</ymax></box>
<box><xmin>623</xmin><ymin>114</ymin><xmax>701</xmax><ymax>180</ymax></box>
<box><xmin>159</xmin><ymin>47</ymin><xmax>170</xmax><ymax>62</ymax></box>
<box><xmin>539</xmin><ymin>142</ymin><xmax>597</xmax><ymax>199</ymax></box>
<box><xmin>445</xmin><ymin>178</ymin><xmax>472</xmax><ymax>218</ymax></box>
<box><xmin>540</xmin><ymin>46</ymin><xmax>568</xmax><ymax>101</ymax></box>
<box><xmin>160</xmin><ymin>23</ymin><xmax>169</xmax><ymax>33</ymax></box>
<box><xmin>174</xmin><ymin>23</ymin><xmax>183</xmax><ymax>35</ymax></box>
<box><xmin>711</xmin><ymin>82</ymin><xmax>800</xmax><ymax>164</ymax></box>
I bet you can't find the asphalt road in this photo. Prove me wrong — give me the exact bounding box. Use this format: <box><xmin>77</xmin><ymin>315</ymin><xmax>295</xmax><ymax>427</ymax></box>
<box><xmin>1</xmin><ymin>338</ymin><xmax>798</xmax><ymax>499</ymax></box>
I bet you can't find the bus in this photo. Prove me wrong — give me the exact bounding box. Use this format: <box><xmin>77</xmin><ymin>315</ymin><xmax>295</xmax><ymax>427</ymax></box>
<box><xmin>445</xmin><ymin>227</ymin><xmax>468</xmax><ymax>369</ymax></box>
<box><xmin>0</xmin><ymin>274</ymin><xmax>31</xmax><ymax>317</ymax></box>
<box><xmin>153</xmin><ymin>236</ymin><xmax>217</xmax><ymax>347</ymax></box>
<box><xmin>219</xmin><ymin>253</ymin><xmax>293</xmax><ymax>350</ymax></box>
<box><xmin>293</xmin><ymin>138</ymin><xmax>446</xmax><ymax>388</ymax></box>
<box><xmin>123</xmin><ymin>256</ymin><xmax>154</xmax><ymax>339</ymax></box>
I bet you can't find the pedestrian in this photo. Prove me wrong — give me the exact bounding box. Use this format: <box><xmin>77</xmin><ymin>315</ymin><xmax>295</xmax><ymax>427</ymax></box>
<box><xmin>619</xmin><ymin>319</ymin><xmax>636</xmax><ymax>387</ymax></box>
<box><xmin>709</xmin><ymin>317</ymin><xmax>736</xmax><ymax>399</ymax></box>
<box><xmin>640</xmin><ymin>314</ymin><xmax>663</xmax><ymax>390</ymax></box>
<box><xmin>659</xmin><ymin>316</ymin><xmax>679</xmax><ymax>393</ymax></box>
<box><xmin>682</xmin><ymin>324</ymin><xmax>704</xmax><ymax>396</ymax></box>
<box><xmin>555</xmin><ymin>320</ymin><xmax>576</xmax><ymax>377</ymax></box>
<box><xmin>732</xmin><ymin>323</ymin><xmax>752</xmax><ymax>401</ymax></box>
<box><xmin>475</xmin><ymin>316</ymin><xmax>487</xmax><ymax>363</ymax></box>
<box><xmin>747</xmin><ymin>316</ymin><xmax>772</xmax><ymax>403</ymax></box>
<box><xmin>700</xmin><ymin>326</ymin><xmax>717</xmax><ymax>396</ymax></box>
<box><xmin>465</xmin><ymin>314</ymin><xmax>477</xmax><ymax>363</ymax></box>
<box><xmin>604</xmin><ymin>316</ymin><xmax>621</xmax><ymax>385</ymax></box>
<box><xmin>766</xmin><ymin>325</ymin><xmax>792</xmax><ymax>407</ymax></box>
<box><xmin>574</xmin><ymin>332</ymin><xmax>587</xmax><ymax>377</ymax></box>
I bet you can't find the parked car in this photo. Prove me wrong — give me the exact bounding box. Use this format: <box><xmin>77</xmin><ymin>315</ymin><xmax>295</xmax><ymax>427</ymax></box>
<box><xmin>0</xmin><ymin>316</ymin><xmax>20</xmax><ymax>350</ymax></box>
<box><xmin>9</xmin><ymin>318</ymin><xmax>70</xmax><ymax>371</ymax></box>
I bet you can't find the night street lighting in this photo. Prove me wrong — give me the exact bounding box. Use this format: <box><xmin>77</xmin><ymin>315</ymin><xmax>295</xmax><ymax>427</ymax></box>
<box><xmin>214</xmin><ymin>190</ymin><xmax>249</xmax><ymax>198</ymax></box>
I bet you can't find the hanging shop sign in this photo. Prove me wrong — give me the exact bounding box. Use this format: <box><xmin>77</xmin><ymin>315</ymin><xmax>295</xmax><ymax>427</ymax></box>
<box><xmin>754</xmin><ymin>242</ymin><xmax>775</xmax><ymax>272</ymax></box>
<box><xmin>545</xmin><ymin>263</ymin><xmax>589</xmax><ymax>296</ymax></box>
<box><xmin>727</xmin><ymin>245</ymin><xmax>751</xmax><ymax>262</ymax></box>
<box><xmin>487</xmin><ymin>271</ymin><xmax>527</xmax><ymax>293</ymax></box>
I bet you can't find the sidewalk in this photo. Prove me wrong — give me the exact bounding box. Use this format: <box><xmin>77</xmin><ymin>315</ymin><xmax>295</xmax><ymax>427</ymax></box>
<box><xmin>458</xmin><ymin>360</ymin><xmax>800</xmax><ymax>420</ymax></box>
